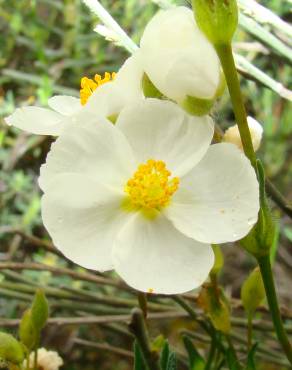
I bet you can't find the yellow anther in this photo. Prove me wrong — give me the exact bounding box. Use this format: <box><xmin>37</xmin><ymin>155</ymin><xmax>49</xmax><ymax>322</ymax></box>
<box><xmin>80</xmin><ymin>72</ymin><xmax>116</xmax><ymax>105</ymax></box>
<box><xmin>125</xmin><ymin>159</ymin><xmax>179</xmax><ymax>209</ymax></box>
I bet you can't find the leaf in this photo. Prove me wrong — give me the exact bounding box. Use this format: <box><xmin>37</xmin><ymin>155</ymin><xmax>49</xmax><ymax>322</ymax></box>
<box><xmin>134</xmin><ymin>341</ymin><xmax>148</xmax><ymax>370</ymax></box>
<box><xmin>226</xmin><ymin>348</ymin><xmax>242</xmax><ymax>370</ymax></box>
<box><xmin>182</xmin><ymin>336</ymin><xmax>205</xmax><ymax>370</ymax></box>
<box><xmin>166</xmin><ymin>352</ymin><xmax>177</xmax><ymax>370</ymax></box>
<box><xmin>160</xmin><ymin>340</ymin><xmax>170</xmax><ymax>370</ymax></box>
<box><xmin>245</xmin><ymin>344</ymin><xmax>258</xmax><ymax>370</ymax></box>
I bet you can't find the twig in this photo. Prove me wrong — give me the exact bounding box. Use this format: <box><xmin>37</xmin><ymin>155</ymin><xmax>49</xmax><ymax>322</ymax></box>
<box><xmin>266</xmin><ymin>179</ymin><xmax>292</xmax><ymax>219</ymax></box>
<box><xmin>0</xmin><ymin>262</ymin><xmax>127</xmax><ymax>290</ymax></box>
<box><xmin>73</xmin><ymin>338</ymin><xmax>133</xmax><ymax>358</ymax></box>
<box><xmin>0</xmin><ymin>311</ymin><xmax>188</xmax><ymax>328</ymax></box>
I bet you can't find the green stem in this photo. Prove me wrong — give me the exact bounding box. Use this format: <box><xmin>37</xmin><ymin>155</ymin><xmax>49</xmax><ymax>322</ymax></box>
<box><xmin>247</xmin><ymin>314</ymin><xmax>253</xmax><ymax>351</ymax></box>
<box><xmin>257</xmin><ymin>254</ymin><xmax>292</xmax><ymax>364</ymax></box>
<box><xmin>215</xmin><ymin>43</ymin><xmax>257</xmax><ymax>168</ymax></box>
<box><xmin>25</xmin><ymin>353</ymin><xmax>30</xmax><ymax>370</ymax></box>
<box><xmin>33</xmin><ymin>347</ymin><xmax>38</xmax><ymax>370</ymax></box>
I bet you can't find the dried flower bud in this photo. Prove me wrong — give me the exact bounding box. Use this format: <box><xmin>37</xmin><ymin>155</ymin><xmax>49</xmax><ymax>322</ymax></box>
<box><xmin>24</xmin><ymin>348</ymin><xmax>63</xmax><ymax>370</ymax></box>
<box><xmin>223</xmin><ymin>116</ymin><xmax>263</xmax><ymax>152</ymax></box>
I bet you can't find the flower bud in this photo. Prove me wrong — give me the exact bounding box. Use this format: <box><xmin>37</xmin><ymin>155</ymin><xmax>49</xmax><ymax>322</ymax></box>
<box><xmin>31</xmin><ymin>289</ymin><xmax>49</xmax><ymax>331</ymax></box>
<box><xmin>19</xmin><ymin>309</ymin><xmax>38</xmax><ymax>351</ymax></box>
<box><xmin>192</xmin><ymin>0</ymin><xmax>238</xmax><ymax>45</ymax></box>
<box><xmin>0</xmin><ymin>332</ymin><xmax>25</xmax><ymax>364</ymax></box>
<box><xmin>139</xmin><ymin>7</ymin><xmax>221</xmax><ymax>114</ymax></box>
<box><xmin>223</xmin><ymin>116</ymin><xmax>263</xmax><ymax>152</ymax></box>
<box><xmin>241</xmin><ymin>267</ymin><xmax>265</xmax><ymax>317</ymax></box>
<box><xmin>198</xmin><ymin>284</ymin><xmax>231</xmax><ymax>334</ymax></box>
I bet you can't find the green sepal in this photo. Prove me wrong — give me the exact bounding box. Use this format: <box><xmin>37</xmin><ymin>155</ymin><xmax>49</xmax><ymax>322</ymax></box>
<box><xmin>240</xmin><ymin>160</ymin><xmax>275</xmax><ymax>258</ymax></box>
<box><xmin>142</xmin><ymin>73</ymin><xmax>164</xmax><ymax>99</ymax></box>
<box><xmin>0</xmin><ymin>332</ymin><xmax>25</xmax><ymax>364</ymax></box>
<box><xmin>181</xmin><ymin>95</ymin><xmax>215</xmax><ymax>116</ymax></box>
<box><xmin>19</xmin><ymin>309</ymin><xmax>38</xmax><ymax>351</ymax></box>
<box><xmin>193</xmin><ymin>0</ymin><xmax>238</xmax><ymax>45</ymax></box>
<box><xmin>31</xmin><ymin>289</ymin><xmax>49</xmax><ymax>331</ymax></box>
<box><xmin>198</xmin><ymin>284</ymin><xmax>231</xmax><ymax>334</ymax></box>
<box><xmin>241</xmin><ymin>267</ymin><xmax>265</xmax><ymax>317</ymax></box>
<box><xmin>215</xmin><ymin>70</ymin><xmax>226</xmax><ymax>98</ymax></box>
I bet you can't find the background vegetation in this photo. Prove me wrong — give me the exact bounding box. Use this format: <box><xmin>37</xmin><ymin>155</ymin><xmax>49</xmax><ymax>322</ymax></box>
<box><xmin>0</xmin><ymin>0</ymin><xmax>291</xmax><ymax>369</ymax></box>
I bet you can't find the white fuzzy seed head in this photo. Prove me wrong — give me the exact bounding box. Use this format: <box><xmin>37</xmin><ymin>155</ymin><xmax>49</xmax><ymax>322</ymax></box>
<box><xmin>223</xmin><ymin>116</ymin><xmax>263</xmax><ymax>152</ymax></box>
<box><xmin>26</xmin><ymin>348</ymin><xmax>63</xmax><ymax>370</ymax></box>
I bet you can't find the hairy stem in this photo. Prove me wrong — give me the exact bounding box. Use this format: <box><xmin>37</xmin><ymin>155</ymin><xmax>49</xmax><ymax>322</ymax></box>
<box><xmin>258</xmin><ymin>255</ymin><xmax>292</xmax><ymax>364</ymax></box>
<box><xmin>215</xmin><ymin>43</ymin><xmax>257</xmax><ymax>168</ymax></box>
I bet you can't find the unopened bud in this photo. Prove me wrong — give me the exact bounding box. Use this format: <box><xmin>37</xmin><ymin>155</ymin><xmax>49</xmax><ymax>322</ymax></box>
<box><xmin>241</xmin><ymin>267</ymin><xmax>265</xmax><ymax>316</ymax></box>
<box><xmin>0</xmin><ymin>332</ymin><xmax>25</xmax><ymax>364</ymax></box>
<box><xmin>19</xmin><ymin>309</ymin><xmax>38</xmax><ymax>351</ymax></box>
<box><xmin>31</xmin><ymin>289</ymin><xmax>49</xmax><ymax>331</ymax></box>
<box><xmin>223</xmin><ymin>116</ymin><xmax>263</xmax><ymax>152</ymax></box>
<box><xmin>193</xmin><ymin>0</ymin><xmax>238</xmax><ymax>45</ymax></box>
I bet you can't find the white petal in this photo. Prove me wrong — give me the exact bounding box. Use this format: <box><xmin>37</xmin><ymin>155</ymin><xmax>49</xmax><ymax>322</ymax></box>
<box><xmin>116</xmin><ymin>99</ymin><xmax>214</xmax><ymax>177</ymax></box>
<box><xmin>5</xmin><ymin>107</ymin><xmax>63</xmax><ymax>136</ymax></box>
<box><xmin>39</xmin><ymin>116</ymin><xmax>136</xmax><ymax>192</ymax></box>
<box><xmin>140</xmin><ymin>7</ymin><xmax>220</xmax><ymax>102</ymax></box>
<box><xmin>84</xmin><ymin>82</ymin><xmax>127</xmax><ymax>118</ymax></box>
<box><xmin>165</xmin><ymin>143</ymin><xmax>259</xmax><ymax>243</ymax></box>
<box><xmin>112</xmin><ymin>212</ymin><xmax>214</xmax><ymax>294</ymax></box>
<box><xmin>85</xmin><ymin>54</ymin><xmax>143</xmax><ymax>118</ymax></box>
<box><xmin>42</xmin><ymin>174</ymin><xmax>129</xmax><ymax>271</ymax></box>
<box><xmin>114</xmin><ymin>52</ymin><xmax>144</xmax><ymax>100</ymax></box>
<box><xmin>48</xmin><ymin>95</ymin><xmax>81</xmax><ymax>116</ymax></box>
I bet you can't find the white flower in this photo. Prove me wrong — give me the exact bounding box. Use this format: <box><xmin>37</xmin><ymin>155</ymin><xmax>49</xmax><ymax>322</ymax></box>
<box><xmin>223</xmin><ymin>116</ymin><xmax>263</xmax><ymax>152</ymax></box>
<box><xmin>40</xmin><ymin>99</ymin><xmax>259</xmax><ymax>295</ymax></box>
<box><xmin>25</xmin><ymin>348</ymin><xmax>63</xmax><ymax>370</ymax></box>
<box><xmin>139</xmin><ymin>6</ymin><xmax>221</xmax><ymax>104</ymax></box>
<box><xmin>5</xmin><ymin>54</ymin><xmax>143</xmax><ymax>136</ymax></box>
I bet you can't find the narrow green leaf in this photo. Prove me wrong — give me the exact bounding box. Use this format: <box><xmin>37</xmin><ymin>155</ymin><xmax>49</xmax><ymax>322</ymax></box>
<box><xmin>245</xmin><ymin>344</ymin><xmax>258</xmax><ymax>370</ymax></box>
<box><xmin>134</xmin><ymin>341</ymin><xmax>148</xmax><ymax>370</ymax></box>
<box><xmin>182</xmin><ymin>335</ymin><xmax>205</xmax><ymax>370</ymax></box>
<box><xmin>166</xmin><ymin>352</ymin><xmax>177</xmax><ymax>370</ymax></box>
<box><xmin>160</xmin><ymin>340</ymin><xmax>170</xmax><ymax>370</ymax></box>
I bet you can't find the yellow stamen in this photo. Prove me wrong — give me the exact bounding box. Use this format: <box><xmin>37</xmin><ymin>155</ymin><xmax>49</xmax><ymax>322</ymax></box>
<box><xmin>125</xmin><ymin>159</ymin><xmax>179</xmax><ymax>209</ymax></box>
<box><xmin>80</xmin><ymin>72</ymin><xmax>116</xmax><ymax>105</ymax></box>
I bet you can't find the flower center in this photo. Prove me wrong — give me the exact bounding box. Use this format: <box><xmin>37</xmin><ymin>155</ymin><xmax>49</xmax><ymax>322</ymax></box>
<box><xmin>125</xmin><ymin>159</ymin><xmax>179</xmax><ymax>209</ymax></box>
<box><xmin>80</xmin><ymin>72</ymin><xmax>116</xmax><ymax>105</ymax></box>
